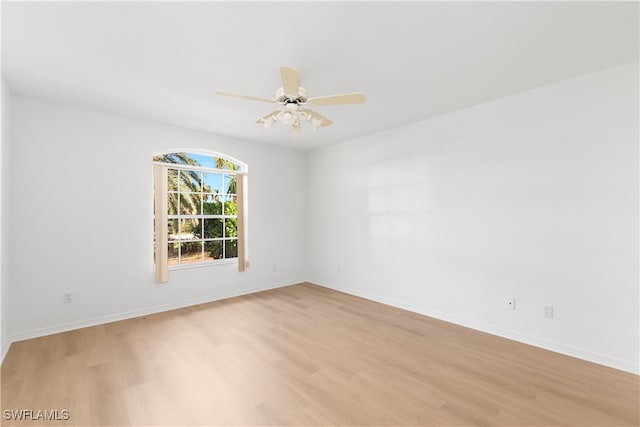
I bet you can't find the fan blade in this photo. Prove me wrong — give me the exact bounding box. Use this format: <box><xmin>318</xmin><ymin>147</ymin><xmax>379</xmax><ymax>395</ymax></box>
<box><xmin>305</xmin><ymin>109</ymin><xmax>333</xmax><ymax>127</ymax></box>
<box><xmin>216</xmin><ymin>91</ymin><xmax>275</xmax><ymax>103</ymax></box>
<box><xmin>280</xmin><ymin>66</ymin><xmax>301</xmax><ymax>97</ymax></box>
<box><xmin>255</xmin><ymin>110</ymin><xmax>280</xmax><ymax>123</ymax></box>
<box><xmin>308</xmin><ymin>92</ymin><xmax>365</xmax><ymax>106</ymax></box>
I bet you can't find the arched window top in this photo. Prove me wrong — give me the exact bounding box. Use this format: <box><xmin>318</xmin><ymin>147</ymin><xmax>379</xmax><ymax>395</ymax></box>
<box><xmin>153</xmin><ymin>149</ymin><xmax>247</xmax><ymax>173</ymax></box>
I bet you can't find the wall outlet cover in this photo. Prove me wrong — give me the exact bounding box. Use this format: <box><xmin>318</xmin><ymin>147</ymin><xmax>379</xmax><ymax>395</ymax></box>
<box><xmin>506</xmin><ymin>297</ymin><xmax>516</xmax><ymax>310</ymax></box>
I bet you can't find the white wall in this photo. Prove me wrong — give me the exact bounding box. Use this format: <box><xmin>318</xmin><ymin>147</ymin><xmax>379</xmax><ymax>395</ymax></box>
<box><xmin>1</xmin><ymin>80</ymin><xmax>10</xmax><ymax>360</ymax></box>
<box><xmin>307</xmin><ymin>61</ymin><xmax>639</xmax><ymax>374</ymax></box>
<box><xmin>7</xmin><ymin>95</ymin><xmax>307</xmax><ymax>340</ymax></box>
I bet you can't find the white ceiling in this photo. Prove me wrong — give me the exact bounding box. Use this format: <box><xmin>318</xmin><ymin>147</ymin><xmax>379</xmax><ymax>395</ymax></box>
<box><xmin>2</xmin><ymin>1</ymin><xmax>638</xmax><ymax>150</ymax></box>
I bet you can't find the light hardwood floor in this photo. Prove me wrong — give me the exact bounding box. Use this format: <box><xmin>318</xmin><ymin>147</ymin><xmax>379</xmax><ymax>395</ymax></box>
<box><xmin>2</xmin><ymin>283</ymin><xmax>638</xmax><ymax>426</ymax></box>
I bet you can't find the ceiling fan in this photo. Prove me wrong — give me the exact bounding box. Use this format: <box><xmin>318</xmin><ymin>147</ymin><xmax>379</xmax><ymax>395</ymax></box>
<box><xmin>216</xmin><ymin>66</ymin><xmax>365</xmax><ymax>136</ymax></box>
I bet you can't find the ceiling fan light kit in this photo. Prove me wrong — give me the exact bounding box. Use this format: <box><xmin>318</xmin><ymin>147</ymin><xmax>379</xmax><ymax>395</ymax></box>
<box><xmin>216</xmin><ymin>66</ymin><xmax>365</xmax><ymax>136</ymax></box>
<box><xmin>261</xmin><ymin>104</ymin><xmax>324</xmax><ymax>135</ymax></box>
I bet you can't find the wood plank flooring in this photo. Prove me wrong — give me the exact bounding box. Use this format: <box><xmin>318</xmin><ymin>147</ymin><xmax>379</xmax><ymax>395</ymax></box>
<box><xmin>2</xmin><ymin>283</ymin><xmax>639</xmax><ymax>426</ymax></box>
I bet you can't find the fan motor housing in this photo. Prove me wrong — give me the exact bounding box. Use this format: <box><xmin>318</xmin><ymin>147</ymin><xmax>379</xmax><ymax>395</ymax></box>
<box><xmin>277</xmin><ymin>87</ymin><xmax>308</xmax><ymax>104</ymax></box>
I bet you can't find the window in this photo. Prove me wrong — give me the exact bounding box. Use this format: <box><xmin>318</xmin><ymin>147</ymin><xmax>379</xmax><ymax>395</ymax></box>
<box><xmin>153</xmin><ymin>151</ymin><xmax>246</xmax><ymax>282</ymax></box>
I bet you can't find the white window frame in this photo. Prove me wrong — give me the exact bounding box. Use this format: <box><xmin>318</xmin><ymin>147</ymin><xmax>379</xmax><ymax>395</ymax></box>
<box><xmin>153</xmin><ymin>151</ymin><xmax>248</xmax><ymax>282</ymax></box>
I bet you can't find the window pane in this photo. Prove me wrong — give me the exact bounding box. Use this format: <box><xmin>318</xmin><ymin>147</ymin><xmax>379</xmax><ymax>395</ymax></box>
<box><xmin>168</xmin><ymin>169</ymin><xmax>179</xmax><ymax>192</ymax></box>
<box><xmin>204</xmin><ymin>241</ymin><xmax>223</xmax><ymax>261</ymax></box>
<box><xmin>168</xmin><ymin>219</ymin><xmax>180</xmax><ymax>240</ymax></box>
<box><xmin>180</xmin><ymin>219</ymin><xmax>199</xmax><ymax>240</ymax></box>
<box><xmin>179</xmin><ymin>193</ymin><xmax>201</xmax><ymax>215</ymax></box>
<box><xmin>180</xmin><ymin>170</ymin><xmax>201</xmax><ymax>192</ymax></box>
<box><xmin>202</xmin><ymin>194</ymin><xmax>222</xmax><ymax>215</ymax></box>
<box><xmin>225</xmin><ymin>239</ymin><xmax>238</xmax><ymax>259</ymax></box>
<box><xmin>180</xmin><ymin>241</ymin><xmax>203</xmax><ymax>264</ymax></box>
<box><xmin>168</xmin><ymin>242</ymin><xmax>179</xmax><ymax>265</ymax></box>
<box><xmin>203</xmin><ymin>173</ymin><xmax>223</xmax><ymax>195</ymax></box>
<box><xmin>168</xmin><ymin>192</ymin><xmax>179</xmax><ymax>215</ymax></box>
<box><xmin>225</xmin><ymin>217</ymin><xmax>237</xmax><ymax>237</ymax></box>
<box><xmin>194</xmin><ymin>170</ymin><xmax>203</xmax><ymax>191</ymax></box>
<box><xmin>212</xmin><ymin>158</ymin><xmax>241</xmax><ymax>171</ymax></box>
<box><xmin>203</xmin><ymin>218</ymin><xmax>223</xmax><ymax>239</ymax></box>
<box><xmin>223</xmin><ymin>195</ymin><xmax>237</xmax><ymax>216</ymax></box>
<box><xmin>224</xmin><ymin>174</ymin><xmax>236</xmax><ymax>195</ymax></box>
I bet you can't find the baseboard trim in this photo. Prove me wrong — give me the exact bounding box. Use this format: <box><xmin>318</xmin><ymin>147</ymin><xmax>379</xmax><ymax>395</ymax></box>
<box><xmin>1</xmin><ymin>340</ymin><xmax>10</xmax><ymax>364</ymax></box>
<box><xmin>8</xmin><ymin>279</ymin><xmax>302</xmax><ymax>345</ymax></box>
<box><xmin>309</xmin><ymin>278</ymin><xmax>639</xmax><ymax>375</ymax></box>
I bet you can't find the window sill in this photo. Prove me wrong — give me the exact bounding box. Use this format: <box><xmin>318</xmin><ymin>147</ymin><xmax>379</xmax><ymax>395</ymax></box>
<box><xmin>167</xmin><ymin>259</ymin><xmax>238</xmax><ymax>271</ymax></box>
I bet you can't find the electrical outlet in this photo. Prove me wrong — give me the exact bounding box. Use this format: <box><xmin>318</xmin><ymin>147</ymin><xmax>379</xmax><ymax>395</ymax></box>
<box><xmin>63</xmin><ymin>293</ymin><xmax>73</xmax><ymax>304</ymax></box>
<box><xmin>272</xmin><ymin>264</ymin><xmax>277</xmax><ymax>272</ymax></box>
<box><xmin>505</xmin><ymin>297</ymin><xmax>516</xmax><ymax>310</ymax></box>
<box><xmin>544</xmin><ymin>305</ymin><xmax>554</xmax><ymax>318</ymax></box>
<box><xmin>244</xmin><ymin>260</ymin><xmax>250</xmax><ymax>268</ymax></box>
<box><xmin>337</xmin><ymin>266</ymin><xmax>342</xmax><ymax>274</ymax></box>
